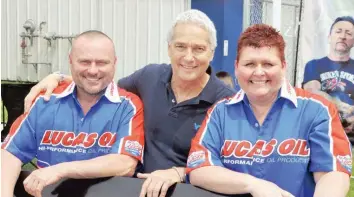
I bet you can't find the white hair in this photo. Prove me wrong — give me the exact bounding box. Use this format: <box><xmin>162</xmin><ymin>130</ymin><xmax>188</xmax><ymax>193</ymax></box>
<box><xmin>167</xmin><ymin>9</ymin><xmax>217</xmax><ymax>50</ymax></box>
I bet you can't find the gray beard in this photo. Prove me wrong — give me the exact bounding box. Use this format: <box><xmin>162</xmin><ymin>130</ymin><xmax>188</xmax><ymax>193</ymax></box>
<box><xmin>334</xmin><ymin>48</ymin><xmax>351</xmax><ymax>56</ymax></box>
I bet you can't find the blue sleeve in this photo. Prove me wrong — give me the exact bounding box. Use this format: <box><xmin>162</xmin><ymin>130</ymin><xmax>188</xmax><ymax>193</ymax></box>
<box><xmin>186</xmin><ymin>103</ymin><xmax>225</xmax><ymax>174</ymax></box>
<box><xmin>1</xmin><ymin>100</ymin><xmax>40</xmax><ymax>164</ymax></box>
<box><xmin>110</xmin><ymin>93</ymin><xmax>145</xmax><ymax>163</ymax></box>
<box><xmin>303</xmin><ymin>59</ymin><xmax>320</xmax><ymax>85</ymax></box>
<box><xmin>308</xmin><ymin>101</ymin><xmax>352</xmax><ymax>175</ymax></box>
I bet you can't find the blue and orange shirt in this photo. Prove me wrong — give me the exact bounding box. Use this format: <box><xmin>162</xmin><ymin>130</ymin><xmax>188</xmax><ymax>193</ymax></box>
<box><xmin>2</xmin><ymin>81</ymin><xmax>144</xmax><ymax>167</ymax></box>
<box><xmin>186</xmin><ymin>81</ymin><xmax>352</xmax><ymax>197</ymax></box>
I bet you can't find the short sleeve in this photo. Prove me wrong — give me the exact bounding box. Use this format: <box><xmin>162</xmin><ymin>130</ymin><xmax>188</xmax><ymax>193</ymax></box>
<box><xmin>1</xmin><ymin>100</ymin><xmax>40</xmax><ymax>164</ymax></box>
<box><xmin>186</xmin><ymin>103</ymin><xmax>225</xmax><ymax>174</ymax></box>
<box><xmin>110</xmin><ymin>92</ymin><xmax>145</xmax><ymax>163</ymax></box>
<box><xmin>308</xmin><ymin>99</ymin><xmax>352</xmax><ymax>176</ymax></box>
<box><xmin>302</xmin><ymin>59</ymin><xmax>320</xmax><ymax>85</ymax></box>
<box><xmin>118</xmin><ymin>66</ymin><xmax>147</xmax><ymax>96</ymax></box>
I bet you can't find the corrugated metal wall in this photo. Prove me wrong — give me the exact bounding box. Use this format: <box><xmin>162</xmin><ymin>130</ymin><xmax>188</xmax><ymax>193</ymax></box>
<box><xmin>1</xmin><ymin>0</ymin><xmax>191</xmax><ymax>82</ymax></box>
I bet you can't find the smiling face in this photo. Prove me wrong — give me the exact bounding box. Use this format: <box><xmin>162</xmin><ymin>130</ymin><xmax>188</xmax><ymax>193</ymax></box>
<box><xmin>69</xmin><ymin>35</ymin><xmax>116</xmax><ymax>96</ymax></box>
<box><xmin>329</xmin><ymin>21</ymin><xmax>354</xmax><ymax>54</ymax></box>
<box><xmin>168</xmin><ymin>23</ymin><xmax>214</xmax><ymax>83</ymax></box>
<box><xmin>235</xmin><ymin>24</ymin><xmax>286</xmax><ymax>102</ymax></box>
<box><xmin>235</xmin><ymin>46</ymin><xmax>286</xmax><ymax>101</ymax></box>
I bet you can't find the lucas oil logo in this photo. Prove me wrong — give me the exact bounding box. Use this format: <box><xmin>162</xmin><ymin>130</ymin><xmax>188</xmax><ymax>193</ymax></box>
<box><xmin>187</xmin><ymin>151</ymin><xmax>206</xmax><ymax>168</ymax></box>
<box><xmin>40</xmin><ymin>130</ymin><xmax>117</xmax><ymax>148</ymax></box>
<box><xmin>222</xmin><ymin>138</ymin><xmax>310</xmax><ymax>158</ymax></box>
<box><xmin>124</xmin><ymin>140</ymin><xmax>143</xmax><ymax>156</ymax></box>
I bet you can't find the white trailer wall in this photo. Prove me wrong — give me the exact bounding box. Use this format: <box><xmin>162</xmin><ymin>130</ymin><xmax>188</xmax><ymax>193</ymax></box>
<box><xmin>1</xmin><ymin>0</ymin><xmax>191</xmax><ymax>82</ymax></box>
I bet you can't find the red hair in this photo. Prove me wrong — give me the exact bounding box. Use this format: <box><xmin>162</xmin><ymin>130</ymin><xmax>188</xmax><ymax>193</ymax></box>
<box><xmin>236</xmin><ymin>24</ymin><xmax>285</xmax><ymax>64</ymax></box>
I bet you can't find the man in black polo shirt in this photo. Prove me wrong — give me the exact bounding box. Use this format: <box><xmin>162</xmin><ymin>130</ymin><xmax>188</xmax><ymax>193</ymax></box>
<box><xmin>23</xmin><ymin>9</ymin><xmax>235</xmax><ymax>197</ymax></box>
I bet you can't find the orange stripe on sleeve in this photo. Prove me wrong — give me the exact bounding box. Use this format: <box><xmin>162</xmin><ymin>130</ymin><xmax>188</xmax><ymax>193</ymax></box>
<box><xmin>118</xmin><ymin>88</ymin><xmax>145</xmax><ymax>162</ymax></box>
<box><xmin>1</xmin><ymin>113</ymin><xmax>29</xmax><ymax>149</ymax></box>
<box><xmin>2</xmin><ymin>81</ymin><xmax>73</xmax><ymax>150</ymax></box>
<box><xmin>327</xmin><ymin>102</ymin><xmax>352</xmax><ymax>175</ymax></box>
<box><xmin>186</xmin><ymin>99</ymin><xmax>227</xmax><ymax>173</ymax></box>
<box><xmin>296</xmin><ymin>88</ymin><xmax>352</xmax><ymax>175</ymax></box>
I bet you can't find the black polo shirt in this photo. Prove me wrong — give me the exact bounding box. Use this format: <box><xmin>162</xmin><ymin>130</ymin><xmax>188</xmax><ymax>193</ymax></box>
<box><xmin>118</xmin><ymin>64</ymin><xmax>235</xmax><ymax>173</ymax></box>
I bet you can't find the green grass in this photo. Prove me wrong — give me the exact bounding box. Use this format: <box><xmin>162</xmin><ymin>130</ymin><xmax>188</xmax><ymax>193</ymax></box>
<box><xmin>22</xmin><ymin>159</ymin><xmax>37</xmax><ymax>171</ymax></box>
<box><xmin>348</xmin><ymin>156</ymin><xmax>354</xmax><ymax>197</ymax></box>
<box><xmin>1</xmin><ymin>100</ymin><xmax>8</xmax><ymax>123</ymax></box>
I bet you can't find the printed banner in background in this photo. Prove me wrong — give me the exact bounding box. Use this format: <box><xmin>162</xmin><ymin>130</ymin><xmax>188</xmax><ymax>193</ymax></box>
<box><xmin>300</xmin><ymin>0</ymin><xmax>354</xmax><ymax>139</ymax></box>
<box><xmin>299</xmin><ymin>0</ymin><xmax>354</xmax><ymax>86</ymax></box>
<box><xmin>300</xmin><ymin>0</ymin><xmax>354</xmax><ymax>64</ymax></box>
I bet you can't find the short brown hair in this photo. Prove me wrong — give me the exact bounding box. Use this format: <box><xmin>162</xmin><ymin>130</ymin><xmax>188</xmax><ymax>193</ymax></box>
<box><xmin>236</xmin><ymin>24</ymin><xmax>285</xmax><ymax>64</ymax></box>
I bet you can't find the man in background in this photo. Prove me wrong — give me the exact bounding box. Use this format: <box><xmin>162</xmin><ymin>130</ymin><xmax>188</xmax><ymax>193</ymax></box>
<box><xmin>303</xmin><ymin>16</ymin><xmax>354</xmax><ymax>143</ymax></box>
<box><xmin>216</xmin><ymin>71</ymin><xmax>235</xmax><ymax>89</ymax></box>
